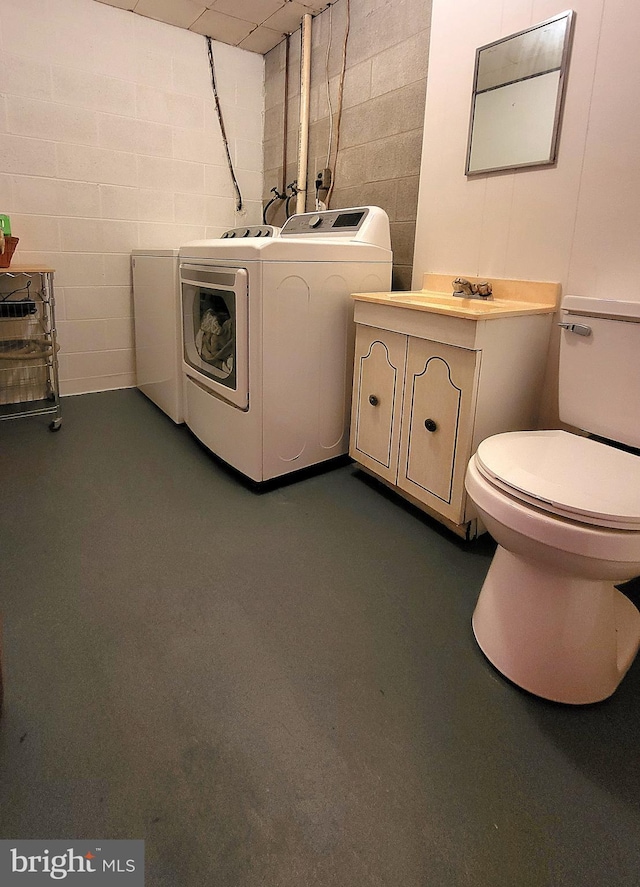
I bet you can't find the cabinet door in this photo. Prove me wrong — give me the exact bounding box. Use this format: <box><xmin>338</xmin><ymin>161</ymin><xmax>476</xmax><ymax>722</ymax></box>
<box><xmin>350</xmin><ymin>325</ymin><xmax>407</xmax><ymax>483</ymax></box>
<box><xmin>397</xmin><ymin>338</ymin><xmax>478</xmax><ymax>524</ymax></box>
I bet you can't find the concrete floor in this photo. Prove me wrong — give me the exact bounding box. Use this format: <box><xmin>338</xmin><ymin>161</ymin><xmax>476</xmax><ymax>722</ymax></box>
<box><xmin>1</xmin><ymin>389</ymin><xmax>640</xmax><ymax>886</ymax></box>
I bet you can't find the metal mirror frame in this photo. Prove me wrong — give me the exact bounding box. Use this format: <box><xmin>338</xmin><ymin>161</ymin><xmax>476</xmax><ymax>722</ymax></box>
<box><xmin>465</xmin><ymin>10</ymin><xmax>575</xmax><ymax>176</ymax></box>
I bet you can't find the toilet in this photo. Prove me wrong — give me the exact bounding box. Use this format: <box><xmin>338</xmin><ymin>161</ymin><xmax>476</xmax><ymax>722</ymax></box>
<box><xmin>465</xmin><ymin>295</ymin><xmax>640</xmax><ymax>704</ymax></box>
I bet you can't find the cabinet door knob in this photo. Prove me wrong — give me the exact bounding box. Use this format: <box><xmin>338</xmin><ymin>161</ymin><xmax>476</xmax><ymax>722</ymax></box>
<box><xmin>368</xmin><ymin>395</ymin><xmax>379</xmax><ymax>406</ymax></box>
<box><xmin>424</xmin><ymin>418</ymin><xmax>438</xmax><ymax>432</ymax></box>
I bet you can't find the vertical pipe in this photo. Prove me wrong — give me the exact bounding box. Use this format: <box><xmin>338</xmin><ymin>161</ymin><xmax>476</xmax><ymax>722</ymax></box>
<box><xmin>296</xmin><ymin>13</ymin><xmax>312</xmax><ymax>215</ymax></box>
<box><xmin>282</xmin><ymin>34</ymin><xmax>289</xmax><ymax>196</ymax></box>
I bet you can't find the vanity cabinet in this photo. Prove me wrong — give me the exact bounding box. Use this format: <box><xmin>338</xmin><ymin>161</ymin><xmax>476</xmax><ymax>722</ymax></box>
<box><xmin>352</xmin><ymin>324</ymin><xmax>478</xmax><ymax>528</ymax></box>
<box><xmin>350</xmin><ymin>279</ymin><xmax>559</xmax><ymax>538</ymax></box>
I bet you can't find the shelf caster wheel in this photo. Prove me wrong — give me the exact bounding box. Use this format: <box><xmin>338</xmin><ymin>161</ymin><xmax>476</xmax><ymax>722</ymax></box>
<box><xmin>49</xmin><ymin>419</ymin><xmax>62</xmax><ymax>432</ymax></box>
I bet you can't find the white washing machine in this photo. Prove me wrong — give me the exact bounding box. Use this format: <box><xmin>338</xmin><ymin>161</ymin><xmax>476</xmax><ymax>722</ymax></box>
<box><xmin>179</xmin><ymin>206</ymin><xmax>393</xmax><ymax>483</ymax></box>
<box><xmin>131</xmin><ymin>248</ymin><xmax>183</xmax><ymax>424</ymax></box>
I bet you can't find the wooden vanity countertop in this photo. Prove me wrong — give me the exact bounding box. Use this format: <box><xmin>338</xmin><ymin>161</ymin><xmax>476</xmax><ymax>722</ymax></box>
<box><xmin>353</xmin><ymin>274</ymin><xmax>561</xmax><ymax>320</ymax></box>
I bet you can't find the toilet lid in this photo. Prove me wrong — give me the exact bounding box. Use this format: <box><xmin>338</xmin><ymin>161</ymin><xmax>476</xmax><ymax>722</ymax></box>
<box><xmin>475</xmin><ymin>430</ymin><xmax>640</xmax><ymax>529</ymax></box>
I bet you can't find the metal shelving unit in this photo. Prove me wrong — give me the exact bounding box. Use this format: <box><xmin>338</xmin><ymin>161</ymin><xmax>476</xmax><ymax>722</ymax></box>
<box><xmin>0</xmin><ymin>266</ymin><xmax>62</xmax><ymax>431</ymax></box>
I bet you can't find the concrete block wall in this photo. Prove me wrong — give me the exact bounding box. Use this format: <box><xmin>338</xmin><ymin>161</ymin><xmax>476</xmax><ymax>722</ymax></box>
<box><xmin>0</xmin><ymin>0</ymin><xmax>263</xmax><ymax>396</ymax></box>
<box><xmin>263</xmin><ymin>0</ymin><xmax>431</xmax><ymax>289</ymax></box>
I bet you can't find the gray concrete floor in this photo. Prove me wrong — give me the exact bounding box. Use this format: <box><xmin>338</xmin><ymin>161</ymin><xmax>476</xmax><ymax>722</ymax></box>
<box><xmin>1</xmin><ymin>389</ymin><xmax>640</xmax><ymax>886</ymax></box>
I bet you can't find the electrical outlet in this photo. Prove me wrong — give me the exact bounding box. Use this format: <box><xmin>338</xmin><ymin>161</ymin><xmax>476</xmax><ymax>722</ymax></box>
<box><xmin>316</xmin><ymin>168</ymin><xmax>332</xmax><ymax>190</ymax></box>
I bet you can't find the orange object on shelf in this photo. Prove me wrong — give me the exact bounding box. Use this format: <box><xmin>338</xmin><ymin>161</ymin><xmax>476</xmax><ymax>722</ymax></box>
<box><xmin>0</xmin><ymin>237</ymin><xmax>19</xmax><ymax>268</ymax></box>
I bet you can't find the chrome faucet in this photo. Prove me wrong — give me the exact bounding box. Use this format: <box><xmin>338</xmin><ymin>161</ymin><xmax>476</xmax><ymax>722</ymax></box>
<box><xmin>452</xmin><ymin>278</ymin><xmax>493</xmax><ymax>299</ymax></box>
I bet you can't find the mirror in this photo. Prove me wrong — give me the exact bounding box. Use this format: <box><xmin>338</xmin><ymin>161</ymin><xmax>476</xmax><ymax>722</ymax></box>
<box><xmin>466</xmin><ymin>11</ymin><xmax>575</xmax><ymax>176</ymax></box>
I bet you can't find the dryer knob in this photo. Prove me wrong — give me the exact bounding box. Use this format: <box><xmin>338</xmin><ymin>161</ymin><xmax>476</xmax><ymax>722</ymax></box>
<box><xmin>243</xmin><ymin>228</ymin><xmax>252</xmax><ymax>237</ymax></box>
<box><xmin>308</xmin><ymin>214</ymin><xmax>322</xmax><ymax>229</ymax></box>
<box><xmin>227</xmin><ymin>231</ymin><xmax>236</xmax><ymax>237</ymax></box>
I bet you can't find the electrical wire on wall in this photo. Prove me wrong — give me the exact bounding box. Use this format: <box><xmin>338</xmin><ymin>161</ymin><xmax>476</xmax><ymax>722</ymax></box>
<box><xmin>314</xmin><ymin>2</ymin><xmax>334</xmax><ymax>211</ymax></box>
<box><xmin>206</xmin><ymin>37</ymin><xmax>243</xmax><ymax>213</ymax></box>
<box><xmin>324</xmin><ymin>0</ymin><xmax>350</xmax><ymax>209</ymax></box>
<box><xmin>324</xmin><ymin>4</ymin><xmax>335</xmax><ymax>181</ymax></box>
<box><xmin>264</xmin><ymin>32</ymin><xmax>291</xmax><ymax>225</ymax></box>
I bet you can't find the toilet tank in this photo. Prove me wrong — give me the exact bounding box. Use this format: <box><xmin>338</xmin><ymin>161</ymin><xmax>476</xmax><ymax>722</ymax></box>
<box><xmin>559</xmin><ymin>295</ymin><xmax>640</xmax><ymax>449</ymax></box>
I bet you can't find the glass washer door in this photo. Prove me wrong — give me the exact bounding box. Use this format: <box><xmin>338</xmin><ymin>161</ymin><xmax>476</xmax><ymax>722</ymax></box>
<box><xmin>181</xmin><ymin>264</ymin><xmax>249</xmax><ymax>410</ymax></box>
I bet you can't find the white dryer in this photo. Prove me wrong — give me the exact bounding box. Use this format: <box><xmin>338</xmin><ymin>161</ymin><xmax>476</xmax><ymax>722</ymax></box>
<box><xmin>131</xmin><ymin>248</ymin><xmax>183</xmax><ymax>424</ymax></box>
<box><xmin>179</xmin><ymin>206</ymin><xmax>393</xmax><ymax>482</ymax></box>
<box><xmin>131</xmin><ymin>224</ymin><xmax>279</xmax><ymax>425</ymax></box>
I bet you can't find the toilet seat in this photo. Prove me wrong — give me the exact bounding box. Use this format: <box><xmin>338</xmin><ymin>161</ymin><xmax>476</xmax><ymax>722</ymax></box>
<box><xmin>475</xmin><ymin>430</ymin><xmax>640</xmax><ymax>530</ymax></box>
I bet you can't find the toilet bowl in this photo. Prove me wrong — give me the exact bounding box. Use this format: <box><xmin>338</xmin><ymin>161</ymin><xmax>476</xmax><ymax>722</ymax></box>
<box><xmin>465</xmin><ymin>430</ymin><xmax>640</xmax><ymax>704</ymax></box>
